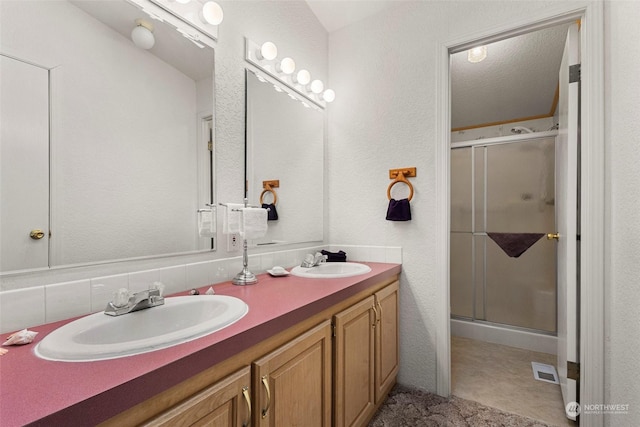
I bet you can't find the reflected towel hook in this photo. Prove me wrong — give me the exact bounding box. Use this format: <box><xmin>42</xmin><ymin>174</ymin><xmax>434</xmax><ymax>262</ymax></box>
<box><xmin>260</xmin><ymin>180</ymin><xmax>279</xmax><ymax>205</ymax></box>
<box><xmin>387</xmin><ymin>167</ymin><xmax>416</xmax><ymax>201</ymax></box>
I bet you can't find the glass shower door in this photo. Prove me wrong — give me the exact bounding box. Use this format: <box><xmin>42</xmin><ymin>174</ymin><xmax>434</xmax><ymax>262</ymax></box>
<box><xmin>450</xmin><ymin>137</ymin><xmax>556</xmax><ymax>333</ymax></box>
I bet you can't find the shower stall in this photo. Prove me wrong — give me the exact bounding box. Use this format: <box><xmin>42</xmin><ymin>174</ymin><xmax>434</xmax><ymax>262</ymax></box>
<box><xmin>450</xmin><ymin>132</ymin><xmax>557</xmax><ymax>352</ymax></box>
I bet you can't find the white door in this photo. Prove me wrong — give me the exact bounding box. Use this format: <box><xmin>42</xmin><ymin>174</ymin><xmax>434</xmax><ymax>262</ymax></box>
<box><xmin>555</xmin><ymin>23</ymin><xmax>580</xmax><ymax>420</ymax></box>
<box><xmin>0</xmin><ymin>55</ymin><xmax>50</xmax><ymax>272</ymax></box>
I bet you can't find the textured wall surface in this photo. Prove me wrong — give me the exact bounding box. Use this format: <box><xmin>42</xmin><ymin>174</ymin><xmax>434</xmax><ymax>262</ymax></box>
<box><xmin>326</xmin><ymin>0</ymin><xmax>589</xmax><ymax>395</ymax></box>
<box><xmin>604</xmin><ymin>1</ymin><xmax>640</xmax><ymax>425</ymax></box>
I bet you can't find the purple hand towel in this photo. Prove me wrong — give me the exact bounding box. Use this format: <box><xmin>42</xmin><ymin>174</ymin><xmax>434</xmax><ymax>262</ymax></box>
<box><xmin>487</xmin><ymin>232</ymin><xmax>544</xmax><ymax>258</ymax></box>
<box><xmin>386</xmin><ymin>198</ymin><xmax>412</xmax><ymax>221</ymax></box>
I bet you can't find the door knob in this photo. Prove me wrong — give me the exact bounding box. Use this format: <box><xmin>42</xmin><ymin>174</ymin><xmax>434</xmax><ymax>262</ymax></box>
<box><xmin>547</xmin><ymin>233</ymin><xmax>560</xmax><ymax>240</ymax></box>
<box><xmin>30</xmin><ymin>229</ymin><xmax>45</xmax><ymax>240</ymax></box>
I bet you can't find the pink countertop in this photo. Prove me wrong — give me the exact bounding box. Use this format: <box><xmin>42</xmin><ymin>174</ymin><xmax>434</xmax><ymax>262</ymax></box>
<box><xmin>0</xmin><ymin>262</ymin><xmax>401</xmax><ymax>426</ymax></box>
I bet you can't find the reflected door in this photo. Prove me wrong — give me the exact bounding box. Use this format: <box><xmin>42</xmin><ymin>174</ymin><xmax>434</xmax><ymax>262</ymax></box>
<box><xmin>0</xmin><ymin>55</ymin><xmax>49</xmax><ymax>271</ymax></box>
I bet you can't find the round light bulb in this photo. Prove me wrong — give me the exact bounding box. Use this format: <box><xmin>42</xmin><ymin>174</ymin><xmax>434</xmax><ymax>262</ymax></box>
<box><xmin>322</xmin><ymin>89</ymin><xmax>336</xmax><ymax>103</ymax></box>
<box><xmin>467</xmin><ymin>46</ymin><xmax>487</xmax><ymax>63</ymax></box>
<box><xmin>131</xmin><ymin>21</ymin><xmax>155</xmax><ymax>50</ymax></box>
<box><xmin>277</xmin><ymin>57</ymin><xmax>296</xmax><ymax>75</ymax></box>
<box><xmin>310</xmin><ymin>79</ymin><xmax>324</xmax><ymax>94</ymax></box>
<box><xmin>296</xmin><ymin>69</ymin><xmax>311</xmax><ymax>85</ymax></box>
<box><xmin>258</xmin><ymin>42</ymin><xmax>278</xmax><ymax>61</ymax></box>
<box><xmin>201</xmin><ymin>1</ymin><xmax>224</xmax><ymax>25</ymax></box>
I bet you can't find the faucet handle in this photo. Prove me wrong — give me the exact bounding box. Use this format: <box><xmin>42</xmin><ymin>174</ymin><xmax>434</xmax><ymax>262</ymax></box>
<box><xmin>112</xmin><ymin>288</ymin><xmax>131</xmax><ymax>308</ymax></box>
<box><xmin>150</xmin><ymin>282</ymin><xmax>165</xmax><ymax>297</ymax></box>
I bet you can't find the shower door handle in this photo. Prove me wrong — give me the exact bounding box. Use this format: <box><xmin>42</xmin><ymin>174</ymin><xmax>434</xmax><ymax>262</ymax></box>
<box><xmin>547</xmin><ymin>233</ymin><xmax>560</xmax><ymax>240</ymax></box>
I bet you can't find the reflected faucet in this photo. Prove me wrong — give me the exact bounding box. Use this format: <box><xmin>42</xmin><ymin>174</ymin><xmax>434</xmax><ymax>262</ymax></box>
<box><xmin>301</xmin><ymin>252</ymin><xmax>328</xmax><ymax>268</ymax></box>
<box><xmin>104</xmin><ymin>288</ymin><xmax>165</xmax><ymax>316</ymax></box>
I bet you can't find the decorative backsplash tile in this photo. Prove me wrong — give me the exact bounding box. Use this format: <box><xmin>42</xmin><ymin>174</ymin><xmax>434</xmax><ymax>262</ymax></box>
<box><xmin>0</xmin><ymin>245</ymin><xmax>402</xmax><ymax>333</ymax></box>
<box><xmin>0</xmin><ymin>286</ymin><xmax>45</xmax><ymax>333</ymax></box>
<box><xmin>45</xmin><ymin>280</ymin><xmax>91</xmax><ymax>324</ymax></box>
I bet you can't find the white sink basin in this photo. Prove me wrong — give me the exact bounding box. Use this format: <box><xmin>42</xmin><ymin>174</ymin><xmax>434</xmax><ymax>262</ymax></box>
<box><xmin>290</xmin><ymin>262</ymin><xmax>371</xmax><ymax>279</ymax></box>
<box><xmin>35</xmin><ymin>295</ymin><xmax>248</xmax><ymax>362</ymax></box>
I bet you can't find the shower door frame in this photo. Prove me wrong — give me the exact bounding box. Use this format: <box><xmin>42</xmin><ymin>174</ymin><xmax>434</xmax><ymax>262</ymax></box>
<box><xmin>450</xmin><ymin>131</ymin><xmax>558</xmax><ymax>334</ymax></box>
<box><xmin>434</xmin><ymin>3</ymin><xmax>605</xmax><ymax>426</ymax></box>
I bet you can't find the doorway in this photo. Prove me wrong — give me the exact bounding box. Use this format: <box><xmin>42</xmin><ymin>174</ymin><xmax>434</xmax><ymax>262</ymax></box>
<box><xmin>434</xmin><ymin>4</ymin><xmax>605</xmax><ymax>427</ymax></box>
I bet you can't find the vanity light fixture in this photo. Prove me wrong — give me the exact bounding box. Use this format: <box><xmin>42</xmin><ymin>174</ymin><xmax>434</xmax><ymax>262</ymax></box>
<box><xmin>257</xmin><ymin>41</ymin><xmax>278</xmax><ymax>61</ymax></box>
<box><xmin>276</xmin><ymin>57</ymin><xmax>296</xmax><ymax>75</ymax></box>
<box><xmin>141</xmin><ymin>0</ymin><xmax>222</xmax><ymax>44</ymax></box>
<box><xmin>245</xmin><ymin>38</ymin><xmax>335</xmax><ymax>108</ymax></box>
<box><xmin>201</xmin><ymin>1</ymin><xmax>224</xmax><ymax>26</ymax></box>
<box><xmin>322</xmin><ymin>89</ymin><xmax>336</xmax><ymax>103</ymax></box>
<box><xmin>309</xmin><ymin>79</ymin><xmax>324</xmax><ymax>94</ymax></box>
<box><xmin>467</xmin><ymin>45</ymin><xmax>487</xmax><ymax>63</ymax></box>
<box><xmin>131</xmin><ymin>19</ymin><xmax>155</xmax><ymax>50</ymax></box>
<box><xmin>295</xmin><ymin>69</ymin><xmax>311</xmax><ymax>85</ymax></box>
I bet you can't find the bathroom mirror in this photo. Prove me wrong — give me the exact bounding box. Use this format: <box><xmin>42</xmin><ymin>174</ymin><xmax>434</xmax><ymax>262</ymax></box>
<box><xmin>0</xmin><ymin>0</ymin><xmax>215</xmax><ymax>273</ymax></box>
<box><xmin>245</xmin><ymin>69</ymin><xmax>324</xmax><ymax>246</ymax></box>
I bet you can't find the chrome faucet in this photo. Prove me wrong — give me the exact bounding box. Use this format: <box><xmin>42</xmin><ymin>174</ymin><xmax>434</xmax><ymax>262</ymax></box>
<box><xmin>104</xmin><ymin>288</ymin><xmax>165</xmax><ymax>316</ymax></box>
<box><xmin>300</xmin><ymin>252</ymin><xmax>328</xmax><ymax>268</ymax></box>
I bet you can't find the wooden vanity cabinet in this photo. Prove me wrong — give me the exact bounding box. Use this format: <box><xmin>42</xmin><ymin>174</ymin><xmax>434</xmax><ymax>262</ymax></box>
<box><xmin>252</xmin><ymin>320</ymin><xmax>332</xmax><ymax>427</ymax></box>
<box><xmin>333</xmin><ymin>280</ymin><xmax>399</xmax><ymax>427</ymax></box>
<box><xmin>144</xmin><ymin>367</ymin><xmax>252</xmax><ymax>427</ymax></box>
<box><xmin>100</xmin><ymin>275</ymin><xmax>399</xmax><ymax>427</ymax></box>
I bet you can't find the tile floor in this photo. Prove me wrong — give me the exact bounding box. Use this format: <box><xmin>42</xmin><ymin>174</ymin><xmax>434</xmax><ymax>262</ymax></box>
<box><xmin>451</xmin><ymin>336</ymin><xmax>577</xmax><ymax>426</ymax></box>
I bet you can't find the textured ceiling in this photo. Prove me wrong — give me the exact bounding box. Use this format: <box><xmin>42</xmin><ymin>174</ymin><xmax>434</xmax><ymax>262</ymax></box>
<box><xmin>306</xmin><ymin>1</ymin><xmax>571</xmax><ymax>131</ymax></box>
<box><xmin>451</xmin><ymin>23</ymin><xmax>571</xmax><ymax>129</ymax></box>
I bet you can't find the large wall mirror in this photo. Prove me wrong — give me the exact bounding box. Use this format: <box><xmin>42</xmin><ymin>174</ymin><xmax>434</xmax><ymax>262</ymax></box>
<box><xmin>0</xmin><ymin>0</ymin><xmax>215</xmax><ymax>274</ymax></box>
<box><xmin>245</xmin><ymin>69</ymin><xmax>324</xmax><ymax>246</ymax></box>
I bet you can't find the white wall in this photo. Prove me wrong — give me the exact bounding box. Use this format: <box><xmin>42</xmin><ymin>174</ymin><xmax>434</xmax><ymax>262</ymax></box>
<box><xmin>604</xmin><ymin>1</ymin><xmax>640</xmax><ymax>425</ymax></box>
<box><xmin>329</xmin><ymin>1</ymin><xmax>639</xmax><ymax>424</ymax></box>
<box><xmin>327</xmin><ymin>0</ymin><xmax>564</xmax><ymax>395</ymax></box>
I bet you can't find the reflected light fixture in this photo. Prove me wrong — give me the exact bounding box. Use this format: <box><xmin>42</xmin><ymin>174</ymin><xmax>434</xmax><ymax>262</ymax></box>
<box><xmin>245</xmin><ymin>38</ymin><xmax>335</xmax><ymax>108</ymax></box>
<box><xmin>201</xmin><ymin>1</ymin><xmax>224</xmax><ymax>25</ymax></box>
<box><xmin>131</xmin><ymin>19</ymin><xmax>155</xmax><ymax>50</ymax></box>
<box><xmin>276</xmin><ymin>57</ymin><xmax>296</xmax><ymax>75</ymax></box>
<box><xmin>322</xmin><ymin>89</ymin><xmax>336</xmax><ymax>103</ymax></box>
<box><xmin>295</xmin><ymin>69</ymin><xmax>311</xmax><ymax>85</ymax></box>
<box><xmin>467</xmin><ymin>45</ymin><xmax>487</xmax><ymax>63</ymax></box>
<box><xmin>309</xmin><ymin>79</ymin><xmax>324</xmax><ymax>94</ymax></box>
<box><xmin>174</xmin><ymin>0</ymin><xmax>191</xmax><ymax>4</ymax></box>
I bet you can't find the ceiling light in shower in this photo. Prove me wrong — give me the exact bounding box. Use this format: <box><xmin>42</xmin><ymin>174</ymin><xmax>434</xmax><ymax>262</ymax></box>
<box><xmin>201</xmin><ymin>1</ymin><xmax>224</xmax><ymax>26</ymax></box>
<box><xmin>467</xmin><ymin>45</ymin><xmax>487</xmax><ymax>63</ymax></box>
<box><xmin>131</xmin><ymin>19</ymin><xmax>155</xmax><ymax>50</ymax></box>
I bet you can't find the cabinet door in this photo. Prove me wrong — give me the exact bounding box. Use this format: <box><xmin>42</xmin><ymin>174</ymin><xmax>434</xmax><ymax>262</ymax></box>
<box><xmin>374</xmin><ymin>281</ymin><xmax>399</xmax><ymax>403</ymax></box>
<box><xmin>145</xmin><ymin>366</ymin><xmax>252</xmax><ymax>427</ymax></box>
<box><xmin>333</xmin><ymin>296</ymin><xmax>376</xmax><ymax>427</ymax></box>
<box><xmin>253</xmin><ymin>320</ymin><xmax>332</xmax><ymax>427</ymax></box>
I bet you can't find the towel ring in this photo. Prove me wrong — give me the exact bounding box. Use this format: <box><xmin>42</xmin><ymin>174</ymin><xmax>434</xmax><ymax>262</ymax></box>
<box><xmin>260</xmin><ymin>186</ymin><xmax>278</xmax><ymax>205</ymax></box>
<box><xmin>387</xmin><ymin>172</ymin><xmax>414</xmax><ymax>201</ymax></box>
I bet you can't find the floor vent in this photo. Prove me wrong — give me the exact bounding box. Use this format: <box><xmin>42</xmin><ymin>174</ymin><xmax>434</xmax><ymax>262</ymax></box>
<box><xmin>531</xmin><ymin>362</ymin><xmax>559</xmax><ymax>384</ymax></box>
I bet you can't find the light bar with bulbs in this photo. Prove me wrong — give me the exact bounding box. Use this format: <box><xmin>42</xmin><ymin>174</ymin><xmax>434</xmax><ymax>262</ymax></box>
<box><xmin>245</xmin><ymin>38</ymin><xmax>335</xmax><ymax>109</ymax></box>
